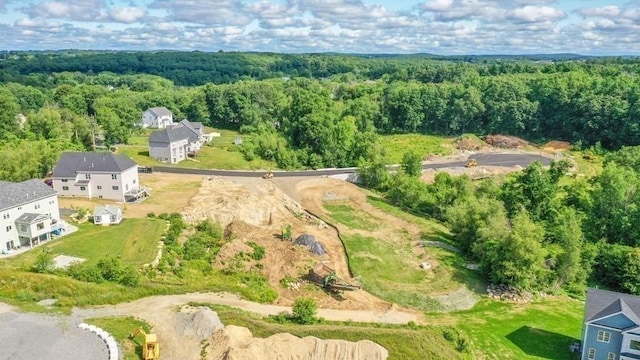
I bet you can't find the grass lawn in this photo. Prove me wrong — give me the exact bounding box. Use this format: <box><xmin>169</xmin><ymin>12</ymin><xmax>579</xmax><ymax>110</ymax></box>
<box><xmin>437</xmin><ymin>298</ymin><xmax>583</xmax><ymax>360</ymax></box>
<box><xmin>323</xmin><ymin>203</ymin><xmax>380</xmax><ymax>230</ymax></box>
<box><xmin>86</xmin><ymin>316</ymin><xmax>152</xmax><ymax>360</ymax></box>
<box><xmin>208</xmin><ymin>304</ymin><xmax>468</xmax><ymax>360</ymax></box>
<box><xmin>3</xmin><ymin>218</ymin><xmax>165</xmax><ymax>267</ymax></box>
<box><xmin>380</xmin><ymin>134</ymin><xmax>453</xmax><ymax>164</ymax></box>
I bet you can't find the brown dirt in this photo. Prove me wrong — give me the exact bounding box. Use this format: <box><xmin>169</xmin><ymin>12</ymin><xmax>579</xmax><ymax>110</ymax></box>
<box><xmin>542</xmin><ymin>140</ymin><xmax>572</xmax><ymax>152</ymax></box>
<box><xmin>482</xmin><ymin>134</ymin><xmax>529</xmax><ymax>148</ymax></box>
<box><xmin>455</xmin><ymin>136</ymin><xmax>488</xmax><ymax>151</ymax></box>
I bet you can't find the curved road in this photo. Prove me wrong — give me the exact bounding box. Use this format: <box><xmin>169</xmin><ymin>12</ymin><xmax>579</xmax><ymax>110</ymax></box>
<box><xmin>153</xmin><ymin>152</ymin><xmax>552</xmax><ymax>177</ymax></box>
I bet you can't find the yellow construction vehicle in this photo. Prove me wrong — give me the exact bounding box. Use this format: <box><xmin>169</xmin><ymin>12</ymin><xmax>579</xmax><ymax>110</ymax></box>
<box><xmin>281</xmin><ymin>224</ymin><xmax>292</xmax><ymax>241</ymax></box>
<box><xmin>466</xmin><ymin>159</ymin><xmax>478</xmax><ymax>167</ymax></box>
<box><xmin>129</xmin><ymin>327</ymin><xmax>160</xmax><ymax>360</ymax></box>
<box><xmin>262</xmin><ymin>171</ymin><xmax>274</xmax><ymax>179</ymax></box>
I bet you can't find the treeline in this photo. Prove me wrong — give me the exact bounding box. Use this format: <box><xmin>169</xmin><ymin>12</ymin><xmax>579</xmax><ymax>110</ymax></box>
<box><xmin>361</xmin><ymin>147</ymin><xmax>640</xmax><ymax>296</ymax></box>
<box><xmin>2</xmin><ymin>56</ymin><xmax>640</xmax><ymax>177</ymax></box>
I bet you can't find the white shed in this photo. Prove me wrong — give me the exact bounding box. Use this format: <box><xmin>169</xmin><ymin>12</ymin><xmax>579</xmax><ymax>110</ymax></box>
<box><xmin>93</xmin><ymin>205</ymin><xmax>123</xmax><ymax>226</ymax></box>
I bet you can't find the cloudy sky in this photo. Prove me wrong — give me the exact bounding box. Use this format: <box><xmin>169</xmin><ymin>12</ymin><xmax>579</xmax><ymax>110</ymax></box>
<box><xmin>0</xmin><ymin>0</ymin><xmax>637</xmax><ymax>55</ymax></box>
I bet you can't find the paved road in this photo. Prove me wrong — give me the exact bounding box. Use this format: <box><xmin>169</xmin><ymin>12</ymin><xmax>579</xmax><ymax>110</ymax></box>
<box><xmin>153</xmin><ymin>152</ymin><xmax>552</xmax><ymax>177</ymax></box>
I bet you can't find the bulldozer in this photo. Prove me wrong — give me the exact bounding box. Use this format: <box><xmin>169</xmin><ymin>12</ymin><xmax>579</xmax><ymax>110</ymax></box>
<box><xmin>262</xmin><ymin>171</ymin><xmax>274</xmax><ymax>179</ymax></box>
<box><xmin>466</xmin><ymin>159</ymin><xmax>478</xmax><ymax>167</ymax></box>
<box><xmin>130</xmin><ymin>327</ymin><xmax>160</xmax><ymax>360</ymax></box>
<box><xmin>281</xmin><ymin>224</ymin><xmax>292</xmax><ymax>241</ymax></box>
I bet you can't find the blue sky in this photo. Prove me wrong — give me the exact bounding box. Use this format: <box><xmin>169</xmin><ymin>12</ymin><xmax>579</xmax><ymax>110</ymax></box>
<box><xmin>0</xmin><ymin>0</ymin><xmax>637</xmax><ymax>55</ymax></box>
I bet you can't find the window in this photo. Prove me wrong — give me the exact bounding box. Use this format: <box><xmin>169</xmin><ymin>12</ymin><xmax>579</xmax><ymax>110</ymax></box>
<box><xmin>62</xmin><ymin>186</ymin><xmax>69</xmax><ymax>191</ymax></box>
<box><xmin>597</xmin><ymin>330</ymin><xmax>611</xmax><ymax>343</ymax></box>
<box><xmin>80</xmin><ymin>186</ymin><xmax>86</xmax><ymax>191</ymax></box>
<box><xmin>5</xmin><ymin>225</ymin><xmax>11</xmax><ymax>232</ymax></box>
<box><xmin>111</xmin><ymin>174</ymin><xmax>117</xmax><ymax>180</ymax></box>
<box><xmin>631</xmin><ymin>340</ymin><xmax>640</xmax><ymax>350</ymax></box>
<box><xmin>37</xmin><ymin>222</ymin><xmax>44</xmax><ymax>230</ymax></box>
<box><xmin>20</xmin><ymin>225</ymin><xmax>26</xmax><ymax>232</ymax></box>
<box><xmin>85</xmin><ymin>173</ymin><xmax>91</xmax><ymax>179</ymax></box>
<box><xmin>61</xmin><ymin>179</ymin><xmax>68</xmax><ymax>182</ymax></box>
<box><xmin>125</xmin><ymin>184</ymin><xmax>129</xmax><ymax>191</ymax></box>
<box><xmin>17</xmin><ymin>206</ymin><xmax>21</xmax><ymax>210</ymax></box>
<box><xmin>34</xmin><ymin>203</ymin><xmax>40</xmax><ymax>210</ymax></box>
<box><xmin>2</xmin><ymin>213</ymin><xmax>7</xmax><ymax>219</ymax></box>
<box><xmin>97</xmin><ymin>186</ymin><xmax>102</xmax><ymax>190</ymax></box>
<box><xmin>608</xmin><ymin>352</ymin><xmax>616</xmax><ymax>360</ymax></box>
<box><xmin>112</xmin><ymin>186</ymin><xmax>119</xmax><ymax>190</ymax></box>
<box><xmin>133</xmin><ymin>179</ymin><xmax>136</xmax><ymax>184</ymax></box>
<box><xmin>588</xmin><ymin>348</ymin><xmax>595</xmax><ymax>360</ymax></box>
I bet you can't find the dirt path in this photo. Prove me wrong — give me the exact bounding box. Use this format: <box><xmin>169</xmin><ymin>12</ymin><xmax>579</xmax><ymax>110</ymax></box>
<box><xmin>71</xmin><ymin>292</ymin><xmax>420</xmax><ymax>360</ymax></box>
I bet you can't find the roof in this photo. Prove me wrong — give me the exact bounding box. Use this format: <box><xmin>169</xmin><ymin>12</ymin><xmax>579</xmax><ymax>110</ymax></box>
<box><xmin>15</xmin><ymin>213</ymin><xmax>50</xmax><ymax>224</ymax></box>
<box><xmin>52</xmin><ymin>152</ymin><xmax>137</xmax><ymax>177</ymax></box>
<box><xmin>0</xmin><ymin>179</ymin><xmax>57</xmax><ymax>211</ymax></box>
<box><xmin>93</xmin><ymin>205</ymin><xmax>121</xmax><ymax>216</ymax></box>
<box><xmin>585</xmin><ymin>288</ymin><xmax>640</xmax><ymax>325</ymax></box>
<box><xmin>149</xmin><ymin>126</ymin><xmax>197</xmax><ymax>144</ymax></box>
<box><xmin>147</xmin><ymin>107</ymin><xmax>172</xmax><ymax>117</ymax></box>
<box><xmin>174</xmin><ymin>119</ymin><xmax>203</xmax><ymax>134</ymax></box>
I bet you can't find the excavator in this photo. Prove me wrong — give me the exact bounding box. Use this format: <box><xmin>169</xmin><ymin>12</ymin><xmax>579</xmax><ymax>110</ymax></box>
<box><xmin>465</xmin><ymin>159</ymin><xmax>478</xmax><ymax>167</ymax></box>
<box><xmin>130</xmin><ymin>327</ymin><xmax>160</xmax><ymax>360</ymax></box>
<box><xmin>262</xmin><ymin>171</ymin><xmax>274</xmax><ymax>179</ymax></box>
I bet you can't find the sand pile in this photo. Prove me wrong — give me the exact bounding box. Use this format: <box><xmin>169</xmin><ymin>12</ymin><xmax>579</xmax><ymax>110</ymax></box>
<box><xmin>208</xmin><ymin>325</ymin><xmax>388</xmax><ymax>360</ymax></box>
<box><xmin>174</xmin><ymin>306</ymin><xmax>224</xmax><ymax>339</ymax></box>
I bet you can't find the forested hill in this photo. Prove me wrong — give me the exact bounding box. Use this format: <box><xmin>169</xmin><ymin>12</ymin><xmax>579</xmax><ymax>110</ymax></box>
<box><xmin>0</xmin><ymin>50</ymin><xmax>625</xmax><ymax>86</ymax></box>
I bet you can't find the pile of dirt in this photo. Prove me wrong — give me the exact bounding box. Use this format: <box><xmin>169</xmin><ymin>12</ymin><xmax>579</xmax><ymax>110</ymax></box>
<box><xmin>455</xmin><ymin>136</ymin><xmax>486</xmax><ymax>151</ymax></box>
<box><xmin>174</xmin><ymin>305</ymin><xmax>225</xmax><ymax>339</ymax></box>
<box><xmin>208</xmin><ymin>325</ymin><xmax>389</xmax><ymax>360</ymax></box>
<box><xmin>482</xmin><ymin>135</ymin><xmax>528</xmax><ymax>149</ymax></box>
<box><xmin>224</xmin><ymin>220</ymin><xmax>260</xmax><ymax>240</ymax></box>
<box><xmin>214</xmin><ymin>239</ymin><xmax>255</xmax><ymax>271</ymax></box>
<box><xmin>543</xmin><ymin>140</ymin><xmax>572</xmax><ymax>152</ymax></box>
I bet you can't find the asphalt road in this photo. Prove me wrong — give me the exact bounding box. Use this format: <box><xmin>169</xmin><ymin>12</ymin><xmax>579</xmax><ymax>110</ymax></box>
<box><xmin>154</xmin><ymin>152</ymin><xmax>552</xmax><ymax>178</ymax></box>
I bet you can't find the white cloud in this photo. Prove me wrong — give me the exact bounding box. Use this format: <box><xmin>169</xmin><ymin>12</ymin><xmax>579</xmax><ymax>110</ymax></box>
<box><xmin>150</xmin><ymin>0</ymin><xmax>253</xmax><ymax>26</ymax></box>
<box><xmin>24</xmin><ymin>0</ymin><xmax>107</xmax><ymax>21</ymax></box>
<box><xmin>507</xmin><ymin>6</ymin><xmax>565</xmax><ymax>23</ymax></box>
<box><xmin>109</xmin><ymin>7</ymin><xmax>146</xmax><ymax>24</ymax></box>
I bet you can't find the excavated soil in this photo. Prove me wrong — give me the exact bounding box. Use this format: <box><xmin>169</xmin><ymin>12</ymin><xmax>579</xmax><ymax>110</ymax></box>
<box><xmin>208</xmin><ymin>325</ymin><xmax>388</xmax><ymax>360</ymax></box>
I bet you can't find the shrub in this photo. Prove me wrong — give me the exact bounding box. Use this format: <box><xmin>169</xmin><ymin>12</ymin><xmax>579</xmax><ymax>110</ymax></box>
<box><xmin>248</xmin><ymin>242</ymin><xmax>266</xmax><ymax>260</ymax></box>
<box><xmin>31</xmin><ymin>249</ymin><xmax>55</xmax><ymax>274</ymax></box>
<box><xmin>292</xmin><ymin>297</ymin><xmax>318</xmax><ymax>324</ymax></box>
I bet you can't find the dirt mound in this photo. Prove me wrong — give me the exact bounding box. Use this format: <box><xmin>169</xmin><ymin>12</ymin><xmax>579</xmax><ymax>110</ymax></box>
<box><xmin>543</xmin><ymin>140</ymin><xmax>572</xmax><ymax>152</ymax></box>
<box><xmin>208</xmin><ymin>325</ymin><xmax>389</xmax><ymax>360</ymax></box>
<box><xmin>215</xmin><ymin>239</ymin><xmax>255</xmax><ymax>271</ymax></box>
<box><xmin>174</xmin><ymin>305</ymin><xmax>224</xmax><ymax>339</ymax></box>
<box><xmin>455</xmin><ymin>136</ymin><xmax>486</xmax><ymax>151</ymax></box>
<box><xmin>482</xmin><ymin>135</ymin><xmax>528</xmax><ymax>149</ymax></box>
<box><xmin>224</xmin><ymin>220</ymin><xmax>260</xmax><ymax>240</ymax></box>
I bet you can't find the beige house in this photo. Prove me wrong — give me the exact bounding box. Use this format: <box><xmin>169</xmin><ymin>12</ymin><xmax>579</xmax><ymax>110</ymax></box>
<box><xmin>93</xmin><ymin>205</ymin><xmax>122</xmax><ymax>226</ymax></box>
<box><xmin>52</xmin><ymin>152</ymin><xmax>147</xmax><ymax>202</ymax></box>
<box><xmin>141</xmin><ymin>107</ymin><xmax>173</xmax><ymax>129</ymax></box>
<box><xmin>0</xmin><ymin>179</ymin><xmax>62</xmax><ymax>253</ymax></box>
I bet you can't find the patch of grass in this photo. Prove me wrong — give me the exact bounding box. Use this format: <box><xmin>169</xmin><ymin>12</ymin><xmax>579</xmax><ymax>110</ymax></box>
<box><xmin>434</xmin><ymin>298</ymin><xmax>583</xmax><ymax>360</ymax></box>
<box><xmin>323</xmin><ymin>203</ymin><xmax>379</xmax><ymax>230</ymax></box>
<box><xmin>208</xmin><ymin>305</ymin><xmax>467</xmax><ymax>360</ymax></box>
<box><xmin>380</xmin><ymin>134</ymin><xmax>453</xmax><ymax>164</ymax></box>
<box><xmin>85</xmin><ymin>316</ymin><xmax>152</xmax><ymax>360</ymax></box>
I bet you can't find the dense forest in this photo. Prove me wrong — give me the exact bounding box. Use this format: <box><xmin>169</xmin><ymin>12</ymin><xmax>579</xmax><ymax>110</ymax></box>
<box><xmin>1</xmin><ymin>51</ymin><xmax>640</xmax><ymax>297</ymax></box>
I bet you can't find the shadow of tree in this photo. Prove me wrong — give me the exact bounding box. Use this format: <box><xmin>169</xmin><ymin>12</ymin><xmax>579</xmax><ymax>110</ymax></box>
<box><xmin>506</xmin><ymin>326</ymin><xmax>580</xmax><ymax>360</ymax></box>
<box><xmin>137</xmin><ymin>151</ymin><xmax>150</xmax><ymax>156</ymax></box>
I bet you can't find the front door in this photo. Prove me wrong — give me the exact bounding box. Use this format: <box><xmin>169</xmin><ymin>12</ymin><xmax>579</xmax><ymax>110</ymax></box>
<box><xmin>5</xmin><ymin>240</ymin><xmax>14</xmax><ymax>252</ymax></box>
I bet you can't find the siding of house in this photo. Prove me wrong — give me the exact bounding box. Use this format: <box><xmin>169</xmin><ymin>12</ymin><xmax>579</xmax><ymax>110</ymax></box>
<box><xmin>582</xmin><ymin>325</ymin><xmax>622</xmax><ymax>360</ymax></box>
<box><xmin>55</xmin><ymin>167</ymin><xmax>138</xmax><ymax>201</ymax></box>
<box><xmin>149</xmin><ymin>138</ymin><xmax>188</xmax><ymax>164</ymax></box>
<box><xmin>0</xmin><ymin>195</ymin><xmax>60</xmax><ymax>252</ymax></box>
<box><xmin>594</xmin><ymin>314</ymin><xmax>637</xmax><ymax>329</ymax></box>
<box><xmin>141</xmin><ymin>110</ymin><xmax>173</xmax><ymax>129</ymax></box>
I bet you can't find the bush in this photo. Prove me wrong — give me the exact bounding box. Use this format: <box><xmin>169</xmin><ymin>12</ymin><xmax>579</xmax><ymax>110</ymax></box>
<box><xmin>31</xmin><ymin>249</ymin><xmax>55</xmax><ymax>274</ymax></box>
<box><xmin>292</xmin><ymin>297</ymin><xmax>318</xmax><ymax>324</ymax></box>
<box><xmin>248</xmin><ymin>242</ymin><xmax>266</xmax><ymax>260</ymax></box>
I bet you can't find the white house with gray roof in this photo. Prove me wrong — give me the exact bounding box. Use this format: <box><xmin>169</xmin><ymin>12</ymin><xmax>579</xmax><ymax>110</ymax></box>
<box><xmin>52</xmin><ymin>152</ymin><xmax>144</xmax><ymax>202</ymax></box>
<box><xmin>93</xmin><ymin>205</ymin><xmax>122</xmax><ymax>225</ymax></box>
<box><xmin>148</xmin><ymin>119</ymin><xmax>210</xmax><ymax>164</ymax></box>
<box><xmin>141</xmin><ymin>107</ymin><xmax>173</xmax><ymax>129</ymax></box>
<box><xmin>0</xmin><ymin>179</ymin><xmax>61</xmax><ymax>253</ymax></box>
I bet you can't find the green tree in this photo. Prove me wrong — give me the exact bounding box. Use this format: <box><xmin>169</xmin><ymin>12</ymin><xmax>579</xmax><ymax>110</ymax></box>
<box><xmin>401</xmin><ymin>151</ymin><xmax>422</xmax><ymax>177</ymax></box>
<box><xmin>292</xmin><ymin>297</ymin><xmax>318</xmax><ymax>324</ymax></box>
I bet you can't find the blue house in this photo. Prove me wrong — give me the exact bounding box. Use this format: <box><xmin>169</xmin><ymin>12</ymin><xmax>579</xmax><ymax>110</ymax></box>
<box><xmin>582</xmin><ymin>288</ymin><xmax>640</xmax><ymax>360</ymax></box>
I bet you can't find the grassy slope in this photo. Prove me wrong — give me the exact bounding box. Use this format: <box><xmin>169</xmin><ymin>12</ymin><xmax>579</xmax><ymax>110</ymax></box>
<box><xmin>379</xmin><ymin>134</ymin><xmax>453</xmax><ymax>164</ymax></box>
<box><xmin>210</xmin><ymin>305</ymin><xmax>468</xmax><ymax>360</ymax></box>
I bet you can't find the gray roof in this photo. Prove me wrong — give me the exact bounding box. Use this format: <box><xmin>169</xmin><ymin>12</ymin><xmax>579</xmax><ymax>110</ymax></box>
<box><xmin>147</xmin><ymin>107</ymin><xmax>172</xmax><ymax>117</ymax></box>
<box><xmin>585</xmin><ymin>288</ymin><xmax>640</xmax><ymax>325</ymax></box>
<box><xmin>175</xmin><ymin>119</ymin><xmax>203</xmax><ymax>134</ymax></box>
<box><xmin>149</xmin><ymin>126</ymin><xmax>197</xmax><ymax>144</ymax></box>
<box><xmin>15</xmin><ymin>212</ymin><xmax>50</xmax><ymax>224</ymax></box>
<box><xmin>0</xmin><ymin>179</ymin><xmax>57</xmax><ymax>211</ymax></box>
<box><xmin>52</xmin><ymin>152</ymin><xmax>137</xmax><ymax>178</ymax></box>
<box><xmin>93</xmin><ymin>205</ymin><xmax>121</xmax><ymax>216</ymax></box>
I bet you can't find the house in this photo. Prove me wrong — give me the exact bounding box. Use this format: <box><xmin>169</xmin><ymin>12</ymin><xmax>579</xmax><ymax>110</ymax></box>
<box><xmin>52</xmin><ymin>152</ymin><xmax>148</xmax><ymax>202</ymax></box>
<box><xmin>581</xmin><ymin>288</ymin><xmax>640</xmax><ymax>360</ymax></box>
<box><xmin>148</xmin><ymin>119</ymin><xmax>211</xmax><ymax>164</ymax></box>
<box><xmin>141</xmin><ymin>107</ymin><xmax>173</xmax><ymax>129</ymax></box>
<box><xmin>0</xmin><ymin>179</ymin><xmax>62</xmax><ymax>252</ymax></box>
<box><xmin>93</xmin><ymin>205</ymin><xmax>122</xmax><ymax>225</ymax></box>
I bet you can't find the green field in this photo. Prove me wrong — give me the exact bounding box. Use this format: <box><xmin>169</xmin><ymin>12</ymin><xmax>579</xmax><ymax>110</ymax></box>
<box><xmin>323</xmin><ymin>203</ymin><xmax>380</xmax><ymax>230</ymax></box>
<box><xmin>438</xmin><ymin>299</ymin><xmax>583</xmax><ymax>360</ymax></box>
<box><xmin>380</xmin><ymin>134</ymin><xmax>453</xmax><ymax>164</ymax></box>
